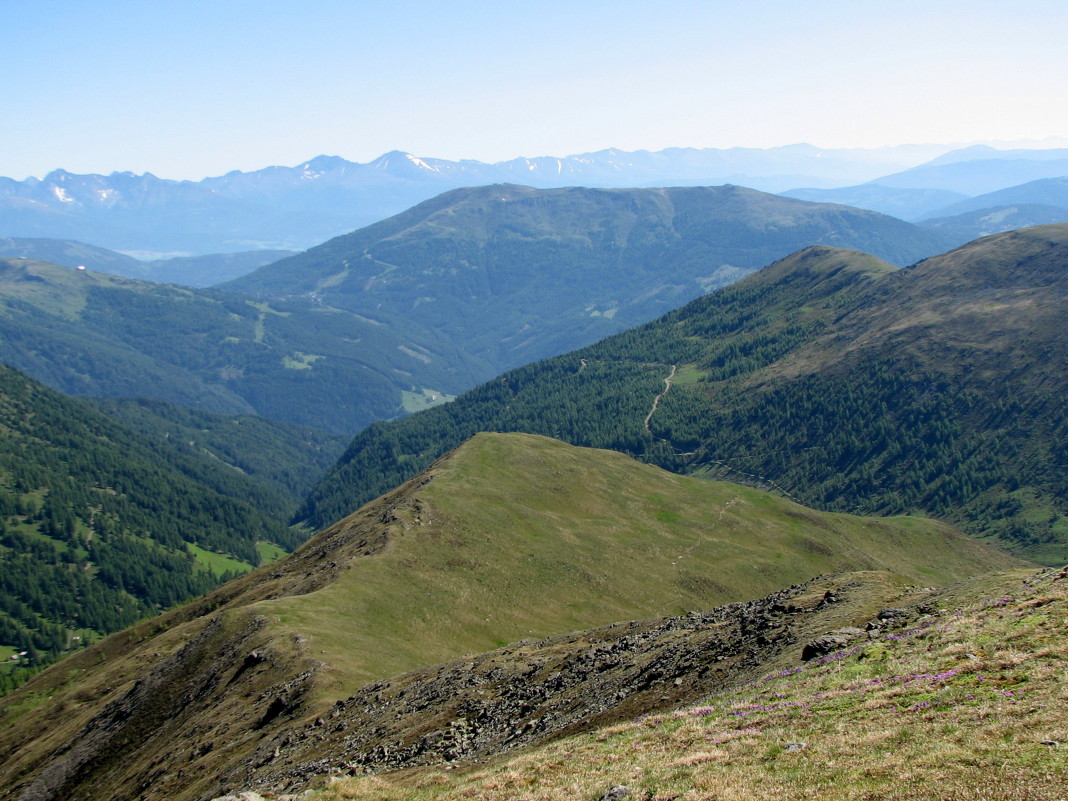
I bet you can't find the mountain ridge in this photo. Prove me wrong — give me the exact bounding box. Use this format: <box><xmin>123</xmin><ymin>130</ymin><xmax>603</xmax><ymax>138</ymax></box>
<box><xmin>222</xmin><ymin>183</ymin><xmax>951</xmax><ymax>377</ymax></box>
<box><xmin>0</xmin><ymin>144</ymin><xmax>976</xmax><ymax>253</ymax></box>
<box><xmin>297</xmin><ymin>225</ymin><xmax>1068</xmax><ymax>562</ymax></box>
<box><xmin>0</xmin><ymin>431</ymin><xmax>1021</xmax><ymax>801</ymax></box>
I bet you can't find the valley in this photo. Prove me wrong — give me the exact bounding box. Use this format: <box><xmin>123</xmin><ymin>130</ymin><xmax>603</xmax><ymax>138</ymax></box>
<box><xmin>298</xmin><ymin>225</ymin><xmax>1068</xmax><ymax>564</ymax></box>
<box><xmin>0</xmin><ymin>155</ymin><xmax>1066</xmax><ymax>800</ymax></box>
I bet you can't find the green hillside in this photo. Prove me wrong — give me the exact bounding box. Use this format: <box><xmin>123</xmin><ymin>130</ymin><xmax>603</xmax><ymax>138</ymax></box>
<box><xmin>271</xmin><ymin>432</ymin><xmax>1018</xmax><ymax>693</ymax></box>
<box><xmin>298</xmin><ymin>225</ymin><xmax>1068</xmax><ymax>563</ymax></box>
<box><xmin>84</xmin><ymin>397</ymin><xmax>347</xmax><ymax>508</ymax></box>
<box><xmin>0</xmin><ymin>432</ymin><xmax>1019</xmax><ymax>801</ymax></box>
<box><xmin>0</xmin><ymin>257</ymin><xmax>486</xmax><ymax>433</ymax></box>
<box><xmin>321</xmin><ymin>566</ymin><xmax>1067</xmax><ymax>801</ymax></box>
<box><xmin>0</xmin><ymin>365</ymin><xmax>306</xmax><ymax>690</ymax></box>
<box><xmin>224</xmin><ymin>184</ymin><xmax>951</xmax><ymax>374</ymax></box>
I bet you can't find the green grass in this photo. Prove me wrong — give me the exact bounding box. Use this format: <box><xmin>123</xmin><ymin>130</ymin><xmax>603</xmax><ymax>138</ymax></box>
<box><xmin>256</xmin><ymin>541</ymin><xmax>287</xmax><ymax>564</ymax></box>
<box><xmin>257</xmin><ymin>432</ymin><xmax>1021</xmax><ymax>698</ymax></box>
<box><xmin>188</xmin><ymin>543</ymin><xmax>254</xmax><ymax>577</ymax></box>
<box><xmin>401</xmin><ymin>388</ymin><xmax>455</xmax><ymax>413</ymax></box>
<box><xmin>671</xmin><ymin>364</ymin><xmax>707</xmax><ymax>385</ymax></box>
<box><xmin>281</xmin><ymin>352</ymin><xmax>324</xmax><ymax>370</ymax></box>
<box><xmin>317</xmin><ymin>566</ymin><xmax>1068</xmax><ymax>801</ymax></box>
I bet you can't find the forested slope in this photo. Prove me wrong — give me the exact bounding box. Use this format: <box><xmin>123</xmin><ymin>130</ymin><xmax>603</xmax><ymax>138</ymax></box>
<box><xmin>0</xmin><ymin>365</ymin><xmax>306</xmax><ymax>689</ymax></box>
<box><xmin>225</xmin><ymin>184</ymin><xmax>952</xmax><ymax>374</ymax></box>
<box><xmin>298</xmin><ymin>226</ymin><xmax>1068</xmax><ymax>563</ymax></box>
<box><xmin>0</xmin><ymin>258</ymin><xmax>484</xmax><ymax>433</ymax></box>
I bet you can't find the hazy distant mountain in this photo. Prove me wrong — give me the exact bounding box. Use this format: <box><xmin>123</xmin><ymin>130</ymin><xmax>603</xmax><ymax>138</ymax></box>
<box><xmin>779</xmin><ymin>185</ymin><xmax>968</xmax><ymax>220</ymax></box>
<box><xmin>0</xmin><ymin>238</ymin><xmax>293</xmax><ymax>286</ymax></box>
<box><xmin>782</xmin><ymin>150</ymin><xmax>1068</xmax><ymax>222</ymax></box>
<box><xmin>907</xmin><ymin>176</ymin><xmax>1068</xmax><ymax>245</ymax></box>
<box><xmin>919</xmin><ymin>176</ymin><xmax>1068</xmax><ymax>219</ymax></box>
<box><xmin>223</xmin><ymin>183</ymin><xmax>952</xmax><ymax>376</ymax></box>
<box><xmin>920</xmin><ymin>144</ymin><xmax>1068</xmax><ymax>166</ymax></box>
<box><xmin>0</xmin><ymin>144</ymin><xmax>954</xmax><ymax>253</ymax></box>
<box><xmin>870</xmin><ymin>153</ymin><xmax>1068</xmax><ymax>195</ymax></box>
<box><xmin>920</xmin><ymin>203</ymin><xmax>1068</xmax><ymax>246</ymax></box>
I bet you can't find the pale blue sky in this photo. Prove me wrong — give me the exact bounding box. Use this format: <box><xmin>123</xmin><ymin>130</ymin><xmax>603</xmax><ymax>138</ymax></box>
<box><xmin>4</xmin><ymin>0</ymin><xmax>1067</xmax><ymax>180</ymax></box>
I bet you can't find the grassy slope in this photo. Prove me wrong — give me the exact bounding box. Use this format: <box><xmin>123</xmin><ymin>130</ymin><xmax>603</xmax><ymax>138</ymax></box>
<box><xmin>260</xmin><ymin>432</ymin><xmax>1020</xmax><ymax>695</ymax></box>
<box><xmin>0</xmin><ymin>433</ymin><xmax>1027</xmax><ymax>801</ymax></box>
<box><xmin>319</xmin><ymin>565</ymin><xmax>1068</xmax><ymax>801</ymax></box>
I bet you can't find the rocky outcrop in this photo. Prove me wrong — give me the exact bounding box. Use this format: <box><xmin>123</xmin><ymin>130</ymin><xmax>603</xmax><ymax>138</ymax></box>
<box><xmin>217</xmin><ymin>573</ymin><xmax>927</xmax><ymax>796</ymax></box>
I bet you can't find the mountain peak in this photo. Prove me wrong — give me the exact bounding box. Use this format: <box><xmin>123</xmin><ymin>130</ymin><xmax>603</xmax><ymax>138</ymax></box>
<box><xmin>298</xmin><ymin>154</ymin><xmax>351</xmax><ymax>171</ymax></box>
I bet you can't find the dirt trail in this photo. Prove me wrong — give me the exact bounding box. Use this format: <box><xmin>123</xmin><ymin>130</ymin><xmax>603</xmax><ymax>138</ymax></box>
<box><xmin>644</xmin><ymin>364</ymin><xmax>677</xmax><ymax>432</ymax></box>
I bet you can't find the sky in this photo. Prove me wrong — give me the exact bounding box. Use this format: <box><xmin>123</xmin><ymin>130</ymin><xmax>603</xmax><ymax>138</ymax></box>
<box><xmin>3</xmin><ymin>0</ymin><xmax>1068</xmax><ymax>181</ymax></box>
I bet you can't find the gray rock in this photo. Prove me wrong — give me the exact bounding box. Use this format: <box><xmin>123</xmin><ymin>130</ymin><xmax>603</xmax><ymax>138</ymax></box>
<box><xmin>801</xmin><ymin>628</ymin><xmax>864</xmax><ymax>661</ymax></box>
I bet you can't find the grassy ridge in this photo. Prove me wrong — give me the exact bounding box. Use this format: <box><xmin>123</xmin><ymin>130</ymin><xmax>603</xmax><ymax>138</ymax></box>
<box><xmin>263</xmin><ymin>433</ymin><xmax>1019</xmax><ymax>695</ymax></box>
<box><xmin>300</xmin><ymin>227</ymin><xmax>1068</xmax><ymax>562</ymax></box>
<box><xmin>318</xmin><ymin>566</ymin><xmax>1068</xmax><ymax>801</ymax></box>
<box><xmin>0</xmin><ymin>433</ymin><xmax>1027</xmax><ymax>801</ymax></box>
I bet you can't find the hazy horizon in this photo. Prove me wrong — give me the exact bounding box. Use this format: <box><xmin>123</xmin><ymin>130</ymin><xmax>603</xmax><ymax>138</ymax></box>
<box><xmin>4</xmin><ymin>0</ymin><xmax>1067</xmax><ymax>181</ymax></box>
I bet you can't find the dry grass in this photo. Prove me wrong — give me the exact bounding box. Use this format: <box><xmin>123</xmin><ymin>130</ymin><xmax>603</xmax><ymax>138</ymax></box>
<box><xmin>313</xmin><ymin>567</ymin><xmax>1068</xmax><ymax>801</ymax></box>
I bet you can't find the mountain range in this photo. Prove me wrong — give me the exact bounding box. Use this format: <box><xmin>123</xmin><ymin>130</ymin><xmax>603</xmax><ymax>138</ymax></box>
<box><xmin>0</xmin><ymin>216</ymin><xmax>1065</xmax><ymax>798</ymax></box>
<box><xmin>1</xmin><ymin>132</ymin><xmax>1067</xmax><ymax>800</ymax></box>
<box><xmin>0</xmin><ymin>186</ymin><xmax>952</xmax><ymax>432</ymax></box>
<box><xmin>297</xmin><ymin>224</ymin><xmax>1068</xmax><ymax>565</ymax></box>
<box><xmin>4</xmin><ymin>144</ymin><xmax>1067</xmax><ymax>255</ymax></box>
<box><xmin>780</xmin><ymin>150</ymin><xmax>1068</xmax><ymax>240</ymax></box>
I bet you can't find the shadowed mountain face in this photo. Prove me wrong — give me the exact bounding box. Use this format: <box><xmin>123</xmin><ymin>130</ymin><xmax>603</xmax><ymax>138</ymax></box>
<box><xmin>223</xmin><ymin>183</ymin><xmax>952</xmax><ymax>376</ymax></box>
<box><xmin>298</xmin><ymin>225</ymin><xmax>1068</xmax><ymax>563</ymax></box>
<box><xmin>0</xmin><ymin>433</ymin><xmax>1020</xmax><ymax>801</ymax></box>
